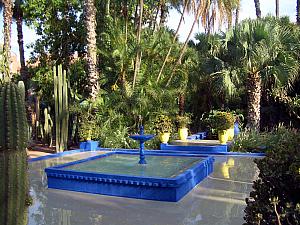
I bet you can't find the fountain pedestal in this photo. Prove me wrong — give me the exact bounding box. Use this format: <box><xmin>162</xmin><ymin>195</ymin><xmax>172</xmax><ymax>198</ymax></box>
<box><xmin>129</xmin><ymin>126</ymin><xmax>154</xmax><ymax>164</ymax></box>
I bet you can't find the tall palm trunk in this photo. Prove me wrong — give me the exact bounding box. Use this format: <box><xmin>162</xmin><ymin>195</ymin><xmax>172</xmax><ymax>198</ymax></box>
<box><xmin>297</xmin><ymin>0</ymin><xmax>300</xmax><ymax>25</ymax></box>
<box><xmin>159</xmin><ymin>0</ymin><xmax>167</xmax><ymax>28</ymax></box>
<box><xmin>275</xmin><ymin>0</ymin><xmax>279</xmax><ymax>18</ymax></box>
<box><xmin>15</xmin><ymin>0</ymin><xmax>28</xmax><ymax>82</ymax></box>
<box><xmin>166</xmin><ymin>2</ymin><xmax>202</xmax><ymax>87</ymax></box>
<box><xmin>132</xmin><ymin>0</ymin><xmax>143</xmax><ymax>90</ymax></box>
<box><xmin>247</xmin><ymin>71</ymin><xmax>261</xmax><ymax>130</ymax></box>
<box><xmin>235</xmin><ymin>4</ymin><xmax>240</xmax><ymax>27</ymax></box>
<box><xmin>105</xmin><ymin>0</ymin><xmax>110</xmax><ymax>15</ymax></box>
<box><xmin>152</xmin><ymin>2</ymin><xmax>161</xmax><ymax>32</ymax></box>
<box><xmin>156</xmin><ymin>0</ymin><xmax>189</xmax><ymax>83</ymax></box>
<box><xmin>3</xmin><ymin>0</ymin><xmax>13</xmax><ymax>78</ymax></box>
<box><xmin>84</xmin><ymin>0</ymin><xmax>99</xmax><ymax>100</ymax></box>
<box><xmin>254</xmin><ymin>0</ymin><xmax>261</xmax><ymax>18</ymax></box>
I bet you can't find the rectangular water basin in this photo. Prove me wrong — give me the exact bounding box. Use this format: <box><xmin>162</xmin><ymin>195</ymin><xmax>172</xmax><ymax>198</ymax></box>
<box><xmin>45</xmin><ymin>152</ymin><xmax>214</xmax><ymax>202</ymax></box>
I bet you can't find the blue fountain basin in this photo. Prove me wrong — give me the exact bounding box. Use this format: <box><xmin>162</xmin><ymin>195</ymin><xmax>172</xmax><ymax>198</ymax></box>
<box><xmin>45</xmin><ymin>152</ymin><xmax>214</xmax><ymax>202</ymax></box>
<box><xmin>129</xmin><ymin>134</ymin><xmax>155</xmax><ymax>142</ymax></box>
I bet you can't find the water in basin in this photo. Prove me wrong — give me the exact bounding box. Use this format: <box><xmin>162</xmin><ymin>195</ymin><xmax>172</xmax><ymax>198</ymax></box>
<box><xmin>61</xmin><ymin>154</ymin><xmax>204</xmax><ymax>178</ymax></box>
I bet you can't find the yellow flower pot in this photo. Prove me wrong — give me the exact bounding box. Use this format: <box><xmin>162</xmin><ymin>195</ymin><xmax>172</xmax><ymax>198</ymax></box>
<box><xmin>178</xmin><ymin>128</ymin><xmax>188</xmax><ymax>141</ymax></box>
<box><xmin>218</xmin><ymin>130</ymin><xmax>228</xmax><ymax>144</ymax></box>
<box><xmin>159</xmin><ymin>133</ymin><xmax>170</xmax><ymax>144</ymax></box>
<box><xmin>227</xmin><ymin>128</ymin><xmax>234</xmax><ymax>141</ymax></box>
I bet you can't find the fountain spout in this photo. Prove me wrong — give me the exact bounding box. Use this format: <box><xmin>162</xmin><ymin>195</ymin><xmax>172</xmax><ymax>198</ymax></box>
<box><xmin>129</xmin><ymin>125</ymin><xmax>154</xmax><ymax>164</ymax></box>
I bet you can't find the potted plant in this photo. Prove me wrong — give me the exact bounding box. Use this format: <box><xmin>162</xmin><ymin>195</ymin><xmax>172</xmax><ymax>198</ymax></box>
<box><xmin>176</xmin><ymin>114</ymin><xmax>191</xmax><ymax>141</ymax></box>
<box><xmin>154</xmin><ymin>115</ymin><xmax>173</xmax><ymax>143</ymax></box>
<box><xmin>211</xmin><ymin>112</ymin><xmax>235</xmax><ymax>144</ymax></box>
<box><xmin>78</xmin><ymin>114</ymin><xmax>100</xmax><ymax>150</ymax></box>
<box><xmin>71</xmin><ymin>100</ymin><xmax>101</xmax><ymax>151</ymax></box>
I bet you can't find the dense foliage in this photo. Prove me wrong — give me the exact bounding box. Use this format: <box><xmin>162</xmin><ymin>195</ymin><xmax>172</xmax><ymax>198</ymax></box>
<box><xmin>231</xmin><ymin>125</ymin><xmax>298</xmax><ymax>153</ymax></box>
<box><xmin>244</xmin><ymin>127</ymin><xmax>300</xmax><ymax>224</ymax></box>
<box><xmin>6</xmin><ymin>0</ymin><xmax>299</xmax><ymax>149</ymax></box>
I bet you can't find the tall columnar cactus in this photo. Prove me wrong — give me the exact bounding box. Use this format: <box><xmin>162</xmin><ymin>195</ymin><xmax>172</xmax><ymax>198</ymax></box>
<box><xmin>0</xmin><ymin>82</ymin><xmax>29</xmax><ymax>225</ymax></box>
<box><xmin>54</xmin><ymin>65</ymin><xmax>69</xmax><ymax>152</ymax></box>
<box><xmin>0</xmin><ymin>82</ymin><xmax>28</xmax><ymax>151</ymax></box>
<box><xmin>43</xmin><ymin>107</ymin><xmax>53</xmax><ymax>147</ymax></box>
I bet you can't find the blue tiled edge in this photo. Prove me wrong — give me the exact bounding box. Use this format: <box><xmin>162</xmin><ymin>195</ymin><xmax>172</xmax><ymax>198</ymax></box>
<box><xmin>45</xmin><ymin>152</ymin><xmax>214</xmax><ymax>202</ymax></box>
<box><xmin>107</xmin><ymin>149</ymin><xmax>266</xmax><ymax>157</ymax></box>
<box><xmin>160</xmin><ymin>143</ymin><xmax>228</xmax><ymax>153</ymax></box>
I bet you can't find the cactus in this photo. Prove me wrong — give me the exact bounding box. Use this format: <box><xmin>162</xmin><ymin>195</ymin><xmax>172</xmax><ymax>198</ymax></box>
<box><xmin>43</xmin><ymin>107</ymin><xmax>53</xmax><ymax>146</ymax></box>
<box><xmin>0</xmin><ymin>82</ymin><xmax>28</xmax><ymax>151</ymax></box>
<box><xmin>0</xmin><ymin>82</ymin><xmax>29</xmax><ymax>225</ymax></box>
<box><xmin>54</xmin><ymin>65</ymin><xmax>69</xmax><ymax>152</ymax></box>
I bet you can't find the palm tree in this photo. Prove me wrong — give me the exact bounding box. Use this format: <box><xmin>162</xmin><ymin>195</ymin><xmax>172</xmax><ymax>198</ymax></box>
<box><xmin>13</xmin><ymin>0</ymin><xmax>28</xmax><ymax>81</ymax></box>
<box><xmin>156</xmin><ymin>0</ymin><xmax>193</xmax><ymax>83</ymax></box>
<box><xmin>0</xmin><ymin>0</ymin><xmax>28</xmax><ymax>81</ymax></box>
<box><xmin>132</xmin><ymin>0</ymin><xmax>143</xmax><ymax>89</ymax></box>
<box><xmin>275</xmin><ymin>0</ymin><xmax>279</xmax><ymax>18</ymax></box>
<box><xmin>297</xmin><ymin>0</ymin><xmax>300</xmax><ymax>25</ymax></box>
<box><xmin>2</xmin><ymin>0</ymin><xmax>13</xmax><ymax>78</ymax></box>
<box><xmin>223</xmin><ymin>19</ymin><xmax>299</xmax><ymax>130</ymax></box>
<box><xmin>235</xmin><ymin>3</ymin><xmax>240</xmax><ymax>26</ymax></box>
<box><xmin>166</xmin><ymin>0</ymin><xmax>239</xmax><ymax>86</ymax></box>
<box><xmin>84</xmin><ymin>0</ymin><xmax>100</xmax><ymax>100</ymax></box>
<box><xmin>254</xmin><ymin>0</ymin><xmax>261</xmax><ymax>18</ymax></box>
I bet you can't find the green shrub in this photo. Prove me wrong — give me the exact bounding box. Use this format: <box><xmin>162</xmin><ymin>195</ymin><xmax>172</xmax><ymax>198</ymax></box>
<box><xmin>244</xmin><ymin>128</ymin><xmax>300</xmax><ymax>224</ymax></box>
<box><xmin>208</xmin><ymin>111</ymin><xmax>235</xmax><ymax>132</ymax></box>
<box><xmin>153</xmin><ymin>115</ymin><xmax>173</xmax><ymax>134</ymax></box>
<box><xmin>176</xmin><ymin>113</ymin><xmax>192</xmax><ymax>128</ymax></box>
<box><xmin>231</xmin><ymin>125</ymin><xmax>297</xmax><ymax>153</ymax></box>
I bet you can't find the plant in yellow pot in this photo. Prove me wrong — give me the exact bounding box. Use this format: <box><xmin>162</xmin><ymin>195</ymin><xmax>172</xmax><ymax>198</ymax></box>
<box><xmin>176</xmin><ymin>114</ymin><xmax>191</xmax><ymax>141</ymax></box>
<box><xmin>211</xmin><ymin>112</ymin><xmax>235</xmax><ymax>144</ymax></box>
<box><xmin>154</xmin><ymin>115</ymin><xmax>173</xmax><ymax>144</ymax></box>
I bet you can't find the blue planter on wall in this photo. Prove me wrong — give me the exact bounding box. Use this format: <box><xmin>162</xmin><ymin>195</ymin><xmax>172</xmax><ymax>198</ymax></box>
<box><xmin>234</xmin><ymin>122</ymin><xmax>240</xmax><ymax>136</ymax></box>
<box><xmin>79</xmin><ymin>140</ymin><xmax>99</xmax><ymax>151</ymax></box>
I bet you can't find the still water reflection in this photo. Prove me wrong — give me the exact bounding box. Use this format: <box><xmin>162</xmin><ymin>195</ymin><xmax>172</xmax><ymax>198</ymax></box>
<box><xmin>0</xmin><ymin>151</ymin><xmax>30</xmax><ymax>225</ymax></box>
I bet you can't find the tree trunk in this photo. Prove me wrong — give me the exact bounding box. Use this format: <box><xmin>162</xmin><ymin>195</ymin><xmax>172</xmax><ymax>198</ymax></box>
<box><xmin>132</xmin><ymin>0</ymin><xmax>143</xmax><ymax>90</ymax></box>
<box><xmin>16</xmin><ymin>12</ymin><xmax>28</xmax><ymax>82</ymax></box>
<box><xmin>84</xmin><ymin>0</ymin><xmax>99</xmax><ymax>100</ymax></box>
<box><xmin>275</xmin><ymin>0</ymin><xmax>279</xmax><ymax>18</ymax></box>
<box><xmin>3</xmin><ymin>0</ymin><xmax>13</xmax><ymax>78</ymax></box>
<box><xmin>152</xmin><ymin>2</ymin><xmax>161</xmax><ymax>32</ymax></box>
<box><xmin>235</xmin><ymin>4</ymin><xmax>240</xmax><ymax>27</ymax></box>
<box><xmin>179</xmin><ymin>93</ymin><xmax>185</xmax><ymax>116</ymax></box>
<box><xmin>246</xmin><ymin>72</ymin><xmax>261</xmax><ymax>130</ymax></box>
<box><xmin>166</xmin><ymin>2</ymin><xmax>202</xmax><ymax>86</ymax></box>
<box><xmin>156</xmin><ymin>0</ymin><xmax>188</xmax><ymax>83</ymax></box>
<box><xmin>105</xmin><ymin>0</ymin><xmax>110</xmax><ymax>15</ymax></box>
<box><xmin>254</xmin><ymin>0</ymin><xmax>262</xmax><ymax>18</ymax></box>
<box><xmin>159</xmin><ymin>1</ymin><xmax>167</xmax><ymax>28</ymax></box>
<box><xmin>297</xmin><ymin>0</ymin><xmax>300</xmax><ymax>25</ymax></box>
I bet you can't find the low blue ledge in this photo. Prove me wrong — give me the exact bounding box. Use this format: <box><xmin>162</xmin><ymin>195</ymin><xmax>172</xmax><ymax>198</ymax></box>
<box><xmin>160</xmin><ymin>143</ymin><xmax>228</xmax><ymax>153</ymax></box>
<box><xmin>186</xmin><ymin>132</ymin><xmax>207</xmax><ymax>140</ymax></box>
<box><xmin>79</xmin><ymin>140</ymin><xmax>99</xmax><ymax>151</ymax></box>
<box><xmin>45</xmin><ymin>152</ymin><xmax>214</xmax><ymax>202</ymax></box>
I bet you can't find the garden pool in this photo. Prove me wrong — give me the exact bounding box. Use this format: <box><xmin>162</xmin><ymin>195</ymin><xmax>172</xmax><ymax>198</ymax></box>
<box><xmin>28</xmin><ymin>150</ymin><xmax>262</xmax><ymax>225</ymax></box>
<box><xmin>45</xmin><ymin>152</ymin><xmax>214</xmax><ymax>202</ymax></box>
